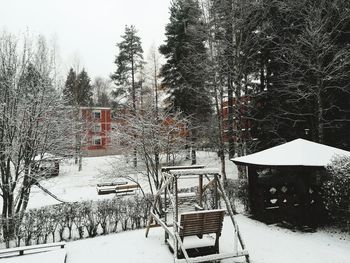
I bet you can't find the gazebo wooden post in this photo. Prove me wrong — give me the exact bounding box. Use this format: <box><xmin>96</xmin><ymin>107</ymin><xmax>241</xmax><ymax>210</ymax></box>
<box><xmin>247</xmin><ymin>166</ymin><xmax>259</xmax><ymax>215</ymax></box>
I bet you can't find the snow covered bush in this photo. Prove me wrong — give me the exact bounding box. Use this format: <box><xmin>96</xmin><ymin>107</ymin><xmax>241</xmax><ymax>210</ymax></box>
<box><xmin>224</xmin><ymin>179</ymin><xmax>250</xmax><ymax>213</ymax></box>
<box><xmin>321</xmin><ymin>155</ymin><xmax>350</xmax><ymax>230</ymax></box>
<box><xmin>96</xmin><ymin>199</ymin><xmax>113</xmax><ymax>235</ymax></box>
<box><xmin>0</xmin><ymin>194</ymin><xmax>152</xmax><ymax>247</ymax></box>
<box><xmin>80</xmin><ymin>201</ymin><xmax>99</xmax><ymax>238</ymax></box>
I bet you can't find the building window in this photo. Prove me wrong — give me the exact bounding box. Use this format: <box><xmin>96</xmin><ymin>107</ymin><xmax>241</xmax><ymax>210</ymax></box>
<box><xmin>94</xmin><ymin>124</ymin><xmax>101</xmax><ymax>132</ymax></box>
<box><xmin>93</xmin><ymin>136</ymin><xmax>101</xmax><ymax>145</ymax></box>
<box><xmin>93</xmin><ymin>110</ymin><xmax>101</xmax><ymax>119</ymax></box>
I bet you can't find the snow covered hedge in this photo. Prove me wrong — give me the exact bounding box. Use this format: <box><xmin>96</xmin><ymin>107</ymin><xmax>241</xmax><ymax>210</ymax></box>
<box><xmin>224</xmin><ymin>179</ymin><xmax>250</xmax><ymax>213</ymax></box>
<box><xmin>321</xmin><ymin>156</ymin><xmax>350</xmax><ymax>230</ymax></box>
<box><xmin>0</xmin><ymin>194</ymin><xmax>152</xmax><ymax>248</ymax></box>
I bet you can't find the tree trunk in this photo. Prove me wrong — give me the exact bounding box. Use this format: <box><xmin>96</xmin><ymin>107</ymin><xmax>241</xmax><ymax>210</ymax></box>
<box><xmin>316</xmin><ymin>81</ymin><xmax>324</xmax><ymax>143</ymax></box>
<box><xmin>131</xmin><ymin>56</ymin><xmax>137</xmax><ymax>168</ymax></box>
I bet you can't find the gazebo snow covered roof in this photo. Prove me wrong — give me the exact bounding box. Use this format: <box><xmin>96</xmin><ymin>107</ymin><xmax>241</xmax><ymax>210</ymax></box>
<box><xmin>231</xmin><ymin>138</ymin><xmax>350</xmax><ymax>167</ymax></box>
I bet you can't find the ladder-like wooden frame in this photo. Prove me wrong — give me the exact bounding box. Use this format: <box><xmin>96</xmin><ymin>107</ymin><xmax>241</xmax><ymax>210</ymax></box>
<box><xmin>145</xmin><ymin>165</ymin><xmax>249</xmax><ymax>263</ymax></box>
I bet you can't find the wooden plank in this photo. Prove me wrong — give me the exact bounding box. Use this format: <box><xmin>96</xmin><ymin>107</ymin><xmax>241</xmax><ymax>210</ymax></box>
<box><xmin>0</xmin><ymin>242</ymin><xmax>66</xmax><ymax>256</ymax></box>
<box><xmin>96</xmin><ymin>181</ymin><xmax>127</xmax><ymax>187</ymax></box>
<box><xmin>179</xmin><ymin>209</ymin><xmax>226</xmax><ymax>216</ymax></box>
<box><xmin>161</xmin><ymin>165</ymin><xmax>205</xmax><ymax>172</ymax></box>
<box><xmin>175</xmin><ymin>250</ymin><xmax>249</xmax><ymax>263</ymax></box>
<box><xmin>174</xmin><ymin>232</ymin><xmax>190</xmax><ymax>261</ymax></box>
<box><xmin>216</xmin><ymin>179</ymin><xmax>250</xmax><ymax>263</ymax></box>
<box><xmin>169</xmin><ymin>168</ymin><xmax>220</xmax><ymax>176</ymax></box>
<box><xmin>115</xmin><ymin>184</ymin><xmax>139</xmax><ymax>191</ymax></box>
<box><xmin>145</xmin><ymin>177</ymin><xmax>174</xmax><ymax>237</ymax></box>
<box><xmin>149</xmin><ymin>211</ymin><xmax>174</xmax><ymax>240</ymax></box>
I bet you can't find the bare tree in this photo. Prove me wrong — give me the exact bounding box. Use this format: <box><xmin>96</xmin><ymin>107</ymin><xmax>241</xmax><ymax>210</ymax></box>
<box><xmin>107</xmin><ymin>101</ymin><xmax>189</xmax><ymax>196</ymax></box>
<box><xmin>0</xmin><ymin>32</ymin><xmax>77</xmax><ymax>246</ymax></box>
<box><xmin>92</xmin><ymin>77</ymin><xmax>112</xmax><ymax>107</ymax></box>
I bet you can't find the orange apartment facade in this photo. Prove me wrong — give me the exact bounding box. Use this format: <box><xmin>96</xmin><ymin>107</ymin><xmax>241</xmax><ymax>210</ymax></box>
<box><xmin>80</xmin><ymin>107</ymin><xmax>113</xmax><ymax>156</ymax></box>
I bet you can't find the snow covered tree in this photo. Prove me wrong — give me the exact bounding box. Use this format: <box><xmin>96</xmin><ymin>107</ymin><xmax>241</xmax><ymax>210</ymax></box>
<box><xmin>249</xmin><ymin>0</ymin><xmax>350</xmax><ymax>151</ymax></box>
<box><xmin>92</xmin><ymin>77</ymin><xmax>111</xmax><ymax>107</ymax></box>
<box><xmin>322</xmin><ymin>155</ymin><xmax>350</xmax><ymax>230</ymax></box>
<box><xmin>108</xmin><ymin>102</ymin><xmax>189</xmax><ymax>196</ymax></box>
<box><xmin>275</xmin><ymin>1</ymin><xmax>350</xmax><ymax>145</ymax></box>
<box><xmin>0</xmin><ymin>32</ymin><xmax>77</xmax><ymax>246</ymax></box>
<box><xmin>112</xmin><ymin>25</ymin><xmax>144</xmax><ymax>167</ymax></box>
<box><xmin>63</xmin><ymin>68</ymin><xmax>77</xmax><ymax>105</ymax></box>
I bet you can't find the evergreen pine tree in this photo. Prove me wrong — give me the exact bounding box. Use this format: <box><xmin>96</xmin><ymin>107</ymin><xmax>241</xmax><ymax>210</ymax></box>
<box><xmin>160</xmin><ymin>0</ymin><xmax>211</xmax><ymax>120</ymax></box>
<box><xmin>76</xmin><ymin>69</ymin><xmax>93</xmax><ymax>106</ymax></box>
<box><xmin>63</xmin><ymin>68</ymin><xmax>93</xmax><ymax>106</ymax></box>
<box><xmin>63</xmin><ymin>68</ymin><xmax>77</xmax><ymax>105</ymax></box>
<box><xmin>160</xmin><ymin>0</ymin><xmax>212</xmax><ymax>163</ymax></box>
<box><xmin>111</xmin><ymin>25</ymin><xmax>144</xmax><ymax>112</ymax></box>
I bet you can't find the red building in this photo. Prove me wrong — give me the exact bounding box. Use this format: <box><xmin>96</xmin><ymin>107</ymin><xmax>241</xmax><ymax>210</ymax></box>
<box><xmin>80</xmin><ymin>107</ymin><xmax>112</xmax><ymax>156</ymax></box>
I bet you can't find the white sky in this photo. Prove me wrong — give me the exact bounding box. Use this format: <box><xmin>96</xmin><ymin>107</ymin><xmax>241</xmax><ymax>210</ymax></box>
<box><xmin>0</xmin><ymin>0</ymin><xmax>171</xmax><ymax>79</ymax></box>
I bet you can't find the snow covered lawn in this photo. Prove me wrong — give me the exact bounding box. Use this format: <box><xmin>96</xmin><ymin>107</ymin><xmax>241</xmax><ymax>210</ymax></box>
<box><xmin>27</xmin><ymin>151</ymin><xmax>237</xmax><ymax>209</ymax></box>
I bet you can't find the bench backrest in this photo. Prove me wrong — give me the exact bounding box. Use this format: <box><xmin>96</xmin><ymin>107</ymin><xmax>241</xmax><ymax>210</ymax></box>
<box><xmin>179</xmin><ymin>209</ymin><xmax>225</xmax><ymax>238</ymax></box>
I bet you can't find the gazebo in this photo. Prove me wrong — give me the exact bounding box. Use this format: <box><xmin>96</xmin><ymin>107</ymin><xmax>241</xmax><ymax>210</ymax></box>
<box><xmin>231</xmin><ymin>138</ymin><xmax>350</xmax><ymax>225</ymax></box>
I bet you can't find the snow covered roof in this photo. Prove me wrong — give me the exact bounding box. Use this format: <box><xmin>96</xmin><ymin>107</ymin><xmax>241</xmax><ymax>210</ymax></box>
<box><xmin>34</xmin><ymin>153</ymin><xmax>61</xmax><ymax>161</ymax></box>
<box><xmin>168</xmin><ymin>168</ymin><xmax>220</xmax><ymax>176</ymax></box>
<box><xmin>231</xmin><ymin>138</ymin><xmax>350</xmax><ymax>167</ymax></box>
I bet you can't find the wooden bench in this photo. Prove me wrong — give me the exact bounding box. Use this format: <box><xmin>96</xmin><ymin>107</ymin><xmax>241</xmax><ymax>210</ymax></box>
<box><xmin>0</xmin><ymin>241</ymin><xmax>66</xmax><ymax>257</ymax></box>
<box><xmin>177</xmin><ymin>209</ymin><xmax>226</xmax><ymax>254</ymax></box>
<box><xmin>115</xmin><ymin>183</ymin><xmax>139</xmax><ymax>195</ymax></box>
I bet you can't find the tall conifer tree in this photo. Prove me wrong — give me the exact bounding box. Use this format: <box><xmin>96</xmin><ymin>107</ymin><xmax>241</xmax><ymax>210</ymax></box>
<box><xmin>111</xmin><ymin>25</ymin><xmax>144</xmax><ymax>112</ymax></box>
<box><xmin>160</xmin><ymin>0</ymin><xmax>211</xmax><ymax>163</ymax></box>
<box><xmin>63</xmin><ymin>67</ymin><xmax>93</xmax><ymax>106</ymax></box>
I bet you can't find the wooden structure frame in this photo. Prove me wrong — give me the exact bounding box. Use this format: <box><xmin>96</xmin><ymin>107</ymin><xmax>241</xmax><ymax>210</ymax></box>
<box><xmin>145</xmin><ymin>165</ymin><xmax>249</xmax><ymax>263</ymax></box>
<box><xmin>0</xmin><ymin>241</ymin><xmax>66</xmax><ymax>258</ymax></box>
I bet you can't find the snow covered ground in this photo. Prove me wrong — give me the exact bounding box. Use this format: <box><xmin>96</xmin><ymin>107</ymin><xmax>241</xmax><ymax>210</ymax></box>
<box><xmin>64</xmin><ymin>215</ymin><xmax>350</xmax><ymax>263</ymax></box>
<box><xmin>3</xmin><ymin>152</ymin><xmax>350</xmax><ymax>263</ymax></box>
<box><xmin>2</xmin><ymin>215</ymin><xmax>349</xmax><ymax>263</ymax></box>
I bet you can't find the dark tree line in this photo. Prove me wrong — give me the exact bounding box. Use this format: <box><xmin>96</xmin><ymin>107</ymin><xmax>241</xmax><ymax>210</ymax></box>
<box><xmin>63</xmin><ymin>68</ymin><xmax>93</xmax><ymax>107</ymax></box>
<box><xmin>247</xmin><ymin>0</ymin><xmax>350</xmax><ymax>151</ymax></box>
<box><xmin>153</xmin><ymin>0</ymin><xmax>350</xmax><ymax>178</ymax></box>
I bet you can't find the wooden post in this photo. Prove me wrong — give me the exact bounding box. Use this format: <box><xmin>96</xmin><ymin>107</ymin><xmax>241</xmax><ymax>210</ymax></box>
<box><xmin>199</xmin><ymin>174</ymin><xmax>203</xmax><ymax>207</ymax></box>
<box><xmin>247</xmin><ymin>166</ymin><xmax>258</xmax><ymax>215</ymax></box>
<box><xmin>214</xmin><ymin>174</ymin><xmax>219</xmax><ymax>209</ymax></box>
<box><xmin>173</xmin><ymin>176</ymin><xmax>179</xmax><ymax>259</ymax></box>
<box><xmin>217</xmin><ymin>178</ymin><xmax>250</xmax><ymax>263</ymax></box>
<box><xmin>164</xmin><ymin>182</ymin><xmax>168</xmax><ymax>242</ymax></box>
